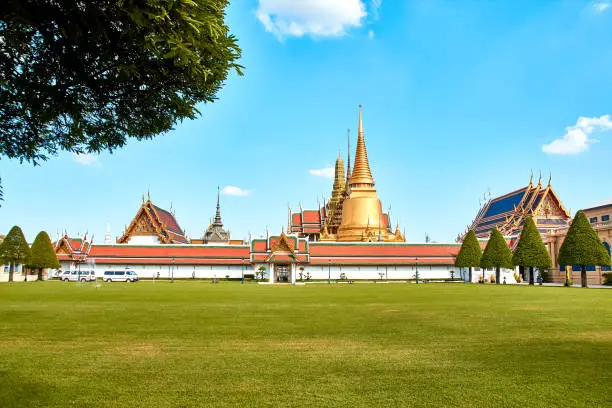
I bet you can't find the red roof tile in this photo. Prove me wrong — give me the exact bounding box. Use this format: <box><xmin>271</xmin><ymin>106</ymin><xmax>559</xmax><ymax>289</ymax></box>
<box><xmin>302</xmin><ymin>210</ymin><xmax>321</xmax><ymax>224</ymax></box>
<box><xmin>152</xmin><ymin>205</ymin><xmax>183</xmax><ymax>234</ymax></box>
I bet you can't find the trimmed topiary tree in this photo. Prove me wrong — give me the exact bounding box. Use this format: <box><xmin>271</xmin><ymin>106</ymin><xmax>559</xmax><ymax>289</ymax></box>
<box><xmin>0</xmin><ymin>226</ymin><xmax>32</xmax><ymax>282</ymax></box>
<box><xmin>455</xmin><ymin>229</ymin><xmax>482</xmax><ymax>283</ymax></box>
<box><xmin>480</xmin><ymin>228</ymin><xmax>513</xmax><ymax>285</ymax></box>
<box><xmin>28</xmin><ymin>231</ymin><xmax>60</xmax><ymax>281</ymax></box>
<box><xmin>512</xmin><ymin>217</ymin><xmax>552</xmax><ymax>286</ymax></box>
<box><xmin>558</xmin><ymin>210</ymin><xmax>611</xmax><ymax>288</ymax></box>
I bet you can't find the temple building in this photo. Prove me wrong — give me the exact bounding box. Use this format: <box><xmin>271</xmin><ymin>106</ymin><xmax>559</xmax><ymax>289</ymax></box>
<box><xmin>462</xmin><ymin>175</ymin><xmax>611</xmax><ymax>285</ymax></box>
<box><xmin>290</xmin><ymin>106</ymin><xmax>404</xmax><ymax>243</ymax></box>
<box><xmin>464</xmin><ymin>173</ymin><xmax>571</xmax><ymax>241</ymax></box>
<box><xmin>117</xmin><ymin>193</ymin><xmax>189</xmax><ymax>244</ymax></box>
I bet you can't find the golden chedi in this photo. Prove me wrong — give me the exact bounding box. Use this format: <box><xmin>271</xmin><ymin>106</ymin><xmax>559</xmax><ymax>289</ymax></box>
<box><xmin>337</xmin><ymin>106</ymin><xmax>403</xmax><ymax>242</ymax></box>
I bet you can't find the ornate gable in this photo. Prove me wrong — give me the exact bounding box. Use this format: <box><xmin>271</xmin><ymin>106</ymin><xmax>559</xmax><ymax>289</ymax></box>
<box><xmin>117</xmin><ymin>196</ymin><xmax>188</xmax><ymax>244</ymax></box>
<box><xmin>270</xmin><ymin>232</ymin><xmax>295</xmax><ymax>253</ymax></box>
<box><xmin>56</xmin><ymin>237</ymin><xmax>73</xmax><ymax>255</ymax></box>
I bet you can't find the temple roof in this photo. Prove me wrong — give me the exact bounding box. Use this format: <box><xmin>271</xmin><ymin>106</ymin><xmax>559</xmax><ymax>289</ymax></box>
<box><xmin>467</xmin><ymin>176</ymin><xmax>570</xmax><ymax>239</ymax></box>
<box><xmin>117</xmin><ymin>196</ymin><xmax>189</xmax><ymax>244</ymax></box>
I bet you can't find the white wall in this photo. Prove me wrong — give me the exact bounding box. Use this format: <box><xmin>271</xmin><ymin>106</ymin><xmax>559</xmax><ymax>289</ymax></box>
<box><xmin>458</xmin><ymin>267</ymin><xmax>519</xmax><ymax>284</ymax></box>
<box><xmin>59</xmin><ymin>262</ymin><xmax>255</xmax><ymax>280</ymax></box>
<box><xmin>127</xmin><ymin>235</ymin><xmax>160</xmax><ymax>245</ymax></box>
<box><xmin>298</xmin><ymin>264</ymin><xmax>458</xmax><ymax>281</ymax></box>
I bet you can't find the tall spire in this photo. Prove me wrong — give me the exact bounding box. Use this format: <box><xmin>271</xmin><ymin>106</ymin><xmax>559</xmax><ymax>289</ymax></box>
<box><xmin>213</xmin><ymin>186</ymin><xmax>223</xmax><ymax>227</ymax></box>
<box><xmin>350</xmin><ymin>105</ymin><xmax>375</xmax><ymax>187</ymax></box>
<box><xmin>346</xmin><ymin>128</ymin><xmax>351</xmax><ymax>186</ymax></box>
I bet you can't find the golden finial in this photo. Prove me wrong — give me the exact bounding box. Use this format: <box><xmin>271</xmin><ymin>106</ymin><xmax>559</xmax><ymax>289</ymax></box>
<box><xmin>548</xmin><ymin>171</ymin><xmax>552</xmax><ymax>187</ymax></box>
<box><xmin>147</xmin><ymin>190</ymin><xmax>151</xmax><ymax>202</ymax></box>
<box><xmin>537</xmin><ymin>170</ymin><xmax>542</xmax><ymax>187</ymax></box>
<box><xmin>142</xmin><ymin>193</ymin><xmax>145</xmax><ymax>203</ymax></box>
<box><xmin>350</xmin><ymin>104</ymin><xmax>375</xmax><ymax>186</ymax></box>
<box><xmin>529</xmin><ymin>170</ymin><xmax>533</xmax><ymax>186</ymax></box>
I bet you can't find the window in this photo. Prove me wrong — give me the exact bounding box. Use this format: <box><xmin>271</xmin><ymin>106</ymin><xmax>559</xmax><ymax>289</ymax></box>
<box><xmin>589</xmin><ymin>217</ymin><xmax>598</xmax><ymax>223</ymax></box>
<box><xmin>602</xmin><ymin>215</ymin><xmax>610</xmax><ymax>222</ymax></box>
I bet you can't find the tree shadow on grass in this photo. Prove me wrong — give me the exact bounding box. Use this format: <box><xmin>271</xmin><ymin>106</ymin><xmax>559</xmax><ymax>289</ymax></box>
<box><xmin>0</xmin><ymin>371</ymin><xmax>55</xmax><ymax>408</ymax></box>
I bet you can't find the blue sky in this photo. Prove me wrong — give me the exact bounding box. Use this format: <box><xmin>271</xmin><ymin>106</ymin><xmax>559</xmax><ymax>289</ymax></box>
<box><xmin>1</xmin><ymin>0</ymin><xmax>612</xmax><ymax>243</ymax></box>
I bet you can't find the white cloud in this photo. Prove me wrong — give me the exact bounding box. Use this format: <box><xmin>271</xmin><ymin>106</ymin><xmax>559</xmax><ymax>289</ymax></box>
<box><xmin>256</xmin><ymin>0</ymin><xmax>368</xmax><ymax>38</ymax></box>
<box><xmin>73</xmin><ymin>152</ymin><xmax>98</xmax><ymax>165</ymax></box>
<box><xmin>592</xmin><ymin>2</ymin><xmax>611</xmax><ymax>13</ymax></box>
<box><xmin>542</xmin><ymin>115</ymin><xmax>612</xmax><ymax>155</ymax></box>
<box><xmin>221</xmin><ymin>185</ymin><xmax>251</xmax><ymax>197</ymax></box>
<box><xmin>309</xmin><ymin>167</ymin><xmax>335</xmax><ymax>179</ymax></box>
<box><xmin>368</xmin><ymin>29</ymin><xmax>374</xmax><ymax>39</ymax></box>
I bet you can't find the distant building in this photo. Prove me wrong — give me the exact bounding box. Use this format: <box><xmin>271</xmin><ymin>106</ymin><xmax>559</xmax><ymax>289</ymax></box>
<box><xmin>51</xmin><ymin>106</ymin><xmax>463</xmax><ymax>283</ymax></box>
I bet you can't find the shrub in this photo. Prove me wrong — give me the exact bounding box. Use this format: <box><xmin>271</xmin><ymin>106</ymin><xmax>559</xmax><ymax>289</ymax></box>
<box><xmin>513</xmin><ymin>272</ymin><xmax>522</xmax><ymax>283</ymax></box>
<box><xmin>603</xmin><ymin>272</ymin><xmax>612</xmax><ymax>286</ymax></box>
<box><xmin>489</xmin><ymin>274</ymin><xmax>496</xmax><ymax>284</ymax></box>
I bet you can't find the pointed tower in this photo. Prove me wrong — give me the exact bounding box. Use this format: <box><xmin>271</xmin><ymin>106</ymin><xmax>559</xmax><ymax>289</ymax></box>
<box><xmin>337</xmin><ymin>105</ymin><xmax>400</xmax><ymax>242</ymax></box>
<box><xmin>346</xmin><ymin>129</ymin><xmax>351</xmax><ymax>190</ymax></box>
<box><xmin>203</xmin><ymin>187</ymin><xmax>230</xmax><ymax>244</ymax></box>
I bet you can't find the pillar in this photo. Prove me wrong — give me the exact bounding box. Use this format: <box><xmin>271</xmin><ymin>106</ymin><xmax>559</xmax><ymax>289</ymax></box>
<box><xmin>290</xmin><ymin>263</ymin><xmax>296</xmax><ymax>285</ymax></box>
<box><xmin>268</xmin><ymin>263</ymin><xmax>274</xmax><ymax>284</ymax></box>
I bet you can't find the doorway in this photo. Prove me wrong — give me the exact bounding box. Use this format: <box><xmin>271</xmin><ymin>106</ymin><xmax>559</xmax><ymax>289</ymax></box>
<box><xmin>276</xmin><ymin>264</ymin><xmax>289</xmax><ymax>282</ymax></box>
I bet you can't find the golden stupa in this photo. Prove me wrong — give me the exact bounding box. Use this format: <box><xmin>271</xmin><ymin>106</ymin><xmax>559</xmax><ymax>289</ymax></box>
<box><xmin>337</xmin><ymin>106</ymin><xmax>404</xmax><ymax>242</ymax></box>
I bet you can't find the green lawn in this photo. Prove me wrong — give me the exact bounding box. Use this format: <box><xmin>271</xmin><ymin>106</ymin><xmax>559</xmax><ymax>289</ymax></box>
<box><xmin>0</xmin><ymin>282</ymin><xmax>610</xmax><ymax>407</ymax></box>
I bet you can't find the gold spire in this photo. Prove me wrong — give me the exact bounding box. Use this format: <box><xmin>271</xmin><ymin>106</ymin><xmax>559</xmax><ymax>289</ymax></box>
<box><xmin>350</xmin><ymin>105</ymin><xmax>375</xmax><ymax>187</ymax></box>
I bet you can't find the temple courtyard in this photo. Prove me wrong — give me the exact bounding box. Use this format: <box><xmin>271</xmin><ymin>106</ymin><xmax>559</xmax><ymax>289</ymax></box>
<box><xmin>0</xmin><ymin>282</ymin><xmax>610</xmax><ymax>407</ymax></box>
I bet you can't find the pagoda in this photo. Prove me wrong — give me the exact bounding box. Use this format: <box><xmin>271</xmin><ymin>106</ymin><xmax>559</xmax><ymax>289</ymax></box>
<box><xmin>202</xmin><ymin>187</ymin><xmax>230</xmax><ymax>244</ymax></box>
<box><xmin>337</xmin><ymin>105</ymin><xmax>403</xmax><ymax>242</ymax></box>
<box><xmin>290</xmin><ymin>106</ymin><xmax>404</xmax><ymax>243</ymax></box>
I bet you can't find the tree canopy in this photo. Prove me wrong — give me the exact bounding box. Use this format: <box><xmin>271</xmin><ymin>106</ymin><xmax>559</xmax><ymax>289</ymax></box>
<box><xmin>455</xmin><ymin>230</ymin><xmax>482</xmax><ymax>268</ymax></box>
<box><xmin>480</xmin><ymin>228</ymin><xmax>513</xmax><ymax>270</ymax></box>
<box><xmin>512</xmin><ymin>217</ymin><xmax>552</xmax><ymax>269</ymax></box>
<box><xmin>0</xmin><ymin>225</ymin><xmax>31</xmax><ymax>264</ymax></box>
<box><xmin>558</xmin><ymin>210</ymin><xmax>610</xmax><ymax>267</ymax></box>
<box><xmin>0</xmin><ymin>0</ymin><xmax>243</xmax><ymax>164</ymax></box>
<box><xmin>28</xmin><ymin>231</ymin><xmax>60</xmax><ymax>269</ymax></box>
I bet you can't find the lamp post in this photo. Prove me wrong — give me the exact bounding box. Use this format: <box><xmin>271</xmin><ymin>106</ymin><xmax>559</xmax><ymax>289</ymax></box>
<box><xmin>415</xmin><ymin>257</ymin><xmax>419</xmax><ymax>284</ymax></box>
<box><xmin>328</xmin><ymin>259</ymin><xmax>331</xmax><ymax>285</ymax></box>
<box><xmin>171</xmin><ymin>258</ymin><xmax>175</xmax><ymax>283</ymax></box>
<box><xmin>241</xmin><ymin>258</ymin><xmax>244</xmax><ymax>285</ymax></box>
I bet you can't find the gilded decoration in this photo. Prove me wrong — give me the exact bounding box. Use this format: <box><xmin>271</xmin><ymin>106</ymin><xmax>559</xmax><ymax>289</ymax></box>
<box><xmin>270</xmin><ymin>232</ymin><xmax>295</xmax><ymax>253</ymax></box>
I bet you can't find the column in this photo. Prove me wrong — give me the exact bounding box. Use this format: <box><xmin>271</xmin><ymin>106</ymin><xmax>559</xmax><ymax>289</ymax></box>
<box><xmin>268</xmin><ymin>263</ymin><xmax>274</xmax><ymax>284</ymax></box>
<box><xmin>290</xmin><ymin>263</ymin><xmax>296</xmax><ymax>285</ymax></box>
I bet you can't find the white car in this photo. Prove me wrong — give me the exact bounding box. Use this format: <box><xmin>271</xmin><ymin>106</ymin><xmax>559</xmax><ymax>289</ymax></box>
<box><xmin>103</xmin><ymin>270</ymin><xmax>139</xmax><ymax>282</ymax></box>
<box><xmin>59</xmin><ymin>270</ymin><xmax>96</xmax><ymax>282</ymax></box>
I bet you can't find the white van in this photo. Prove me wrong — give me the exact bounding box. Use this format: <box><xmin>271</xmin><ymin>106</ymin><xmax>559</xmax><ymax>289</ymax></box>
<box><xmin>59</xmin><ymin>270</ymin><xmax>96</xmax><ymax>282</ymax></box>
<box><xmin>103</xmin><ymin>270</ymin><xmax>139</xmax><ymax>282</ymax></box>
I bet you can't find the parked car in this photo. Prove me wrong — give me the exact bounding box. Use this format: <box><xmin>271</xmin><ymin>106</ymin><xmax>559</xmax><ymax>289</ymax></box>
<box><xmin>103</xmin><ymin>270</ymin><xmax>139</xmax><ymax>282</ymax></box>
<box><xmin>59</xmin><ymin>270</ymin><xmax>96</xmax><ymax>282</ymax></box>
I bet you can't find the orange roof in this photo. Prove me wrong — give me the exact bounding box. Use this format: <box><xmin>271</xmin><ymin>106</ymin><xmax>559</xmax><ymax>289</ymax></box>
<box><xmin>302</xmin><ymin>210</ymin><xmax>321</xmax><ymax>224</ymax></box>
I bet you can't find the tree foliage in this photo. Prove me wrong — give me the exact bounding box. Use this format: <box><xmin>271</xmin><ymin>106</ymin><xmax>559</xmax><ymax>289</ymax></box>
<box><xmin>558</xmin><ymin>210</ymin><xmax>610</xmax><ymax>267</ymax></box>
<box><xmin>512</xmin><ymin>217</ymin><xmax>552</xmax><ymax>269</ymax></box>
<box><xmin>0</xmin><ymin>225</ymin><xmax>31</xmax><ymax>264</ymax></box>
<box><xmin>480</xmin><ymin>228</ymin><xmax>513</xmax><ymax>270</ymax></box>
<box><xmin>0</xmin><ymin>0</ymin><xmax>243</xmax><ymax>164</ymax></box>
<box><xmin>455</xmin><ymin>230</ymin><xmax>482</xmax><ymax>268</ymax></box>
<box><xmin>28</xmin><ymin>231</ymin><xmax>60</xmax><ymax>280</ymax></box>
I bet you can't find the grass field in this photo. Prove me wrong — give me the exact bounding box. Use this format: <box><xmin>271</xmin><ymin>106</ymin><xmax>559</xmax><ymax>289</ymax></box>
<box><xmin>0</xmin><ymin>281</ymin><xmax>610</xmax><ymax>407</ymax></box>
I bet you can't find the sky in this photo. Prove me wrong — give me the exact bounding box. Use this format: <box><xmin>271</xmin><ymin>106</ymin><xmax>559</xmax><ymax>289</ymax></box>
<box><xmin>1</xmin><ymin>0</ymin><xmax>612</xmax><ymax>243</ymax></box>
